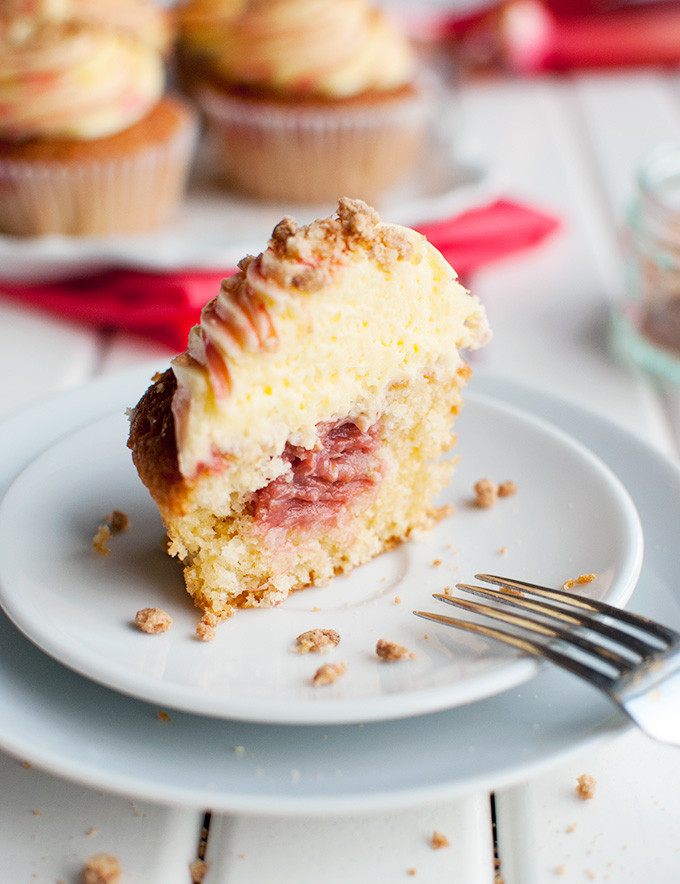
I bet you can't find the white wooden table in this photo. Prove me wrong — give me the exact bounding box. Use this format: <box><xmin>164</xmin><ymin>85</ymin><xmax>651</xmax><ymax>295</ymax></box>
<box><xmin>3</xmin><ymin>68</ymin><xmax>680</xmax><ymax>883</ymax></box>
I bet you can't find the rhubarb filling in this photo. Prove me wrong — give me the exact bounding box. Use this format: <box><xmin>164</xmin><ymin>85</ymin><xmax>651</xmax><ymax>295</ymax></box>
<box><xmin>252</xmin><ymin>418</ymin><xmax>384</xmax><ymax>533</ymax></box>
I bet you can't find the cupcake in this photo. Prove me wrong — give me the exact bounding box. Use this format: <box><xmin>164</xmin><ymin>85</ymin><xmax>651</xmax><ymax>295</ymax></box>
<box><xmin>175</xmin><ymin>0</ymin><xmax>430</xmax><ymax>204</ymax></box>
<box><xmin>128</xmin><ymin>198</ymin><xmax>490</xmax><ymax>620</ymax></box>
<box><xmin>0</xmin><ymin>0</ymin><xmax>198</xmax><ymax>237</ymax></box>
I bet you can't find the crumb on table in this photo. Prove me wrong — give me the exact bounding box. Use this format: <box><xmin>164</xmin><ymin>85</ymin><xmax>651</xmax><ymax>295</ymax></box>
<box><xmin>190</xmin><ymin>858</ymin><xmax>209</xmax><ymax>883</ymax></box>
<box><xmin>498</xmin><ymin>480</ymin><xmax>518</xmax><ymax>498</ymax></box>
<box><xmin>312</xmin><ymin>661</ymin><xmax>347</xmax><ymax>686</ymax></box>
<box><xmin>431</xmin><ymin>830</ymin><xmax>450</xmax><ymax>849</ymax></box>
<box><xmin>295</xmin><ymin>628</ymin><xmax>340</xmax><ymax>654</ymax></box>
<box><xmin>376</xmin><ymin>638</ymin><xmax>416</xmax><ymax>662</ymax></box>
<box><xmin>134</xmin><ymin>607</ymin><xmax>173</xmax><ymax>634</ymax></box>
<box><xmin>81</xmin><ymin>853</ymin><xmax>121</xmax><ymax>884</ymax></box>
<box><xmin>576</xmin><ymin>773</ymin><xmax>596</xmax><ymax>800</ymax></box>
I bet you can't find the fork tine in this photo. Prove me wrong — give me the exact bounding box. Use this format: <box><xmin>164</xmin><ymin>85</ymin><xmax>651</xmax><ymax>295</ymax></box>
<box><xmin>413</xmin><ymin>608</ymin><xmax>618</xmax><ymax>692</ymax></box>
<box><xmin>454</xmin><ymin>583</ymin><xmax>655</xmax><ymax>660</ymax></box>
<box><xmin>476</xmin><ymin>574</ymin><xmax>679</xmax><ymax>646</ymax></box>
<box><xmin>432</xmin><ymin>594</ymin><xmax>636</xmax><ymax>674</ymax></box>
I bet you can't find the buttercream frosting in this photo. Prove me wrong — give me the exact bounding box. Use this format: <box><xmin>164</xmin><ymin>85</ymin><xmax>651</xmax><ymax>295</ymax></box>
<box><xmin>177</xmin><ymin>0</ymin><xmax>415</xmax><ymax>98</ymax></box>
<box><xmin>0</xmin><ymin>0</ymin><xmax>170</xmax><ymax>140</ymax></box>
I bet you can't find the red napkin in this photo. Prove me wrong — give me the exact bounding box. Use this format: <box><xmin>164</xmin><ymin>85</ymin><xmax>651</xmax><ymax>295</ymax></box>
<box><xmin>0</xmin><ymin>199</ymin><xmax>559</xmax><ymax>352</ymax></box>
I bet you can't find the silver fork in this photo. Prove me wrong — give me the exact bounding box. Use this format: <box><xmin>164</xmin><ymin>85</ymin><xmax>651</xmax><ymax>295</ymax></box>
<box><xmin>414</xmin><ymin>574</ymin><xmax>680</xmax><ymax>746</ymax></box>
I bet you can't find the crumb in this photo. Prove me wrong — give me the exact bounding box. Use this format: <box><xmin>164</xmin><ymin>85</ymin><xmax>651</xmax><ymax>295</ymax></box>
<box><xmin>196</xmin><ymin>611</ymin><xmax>219</xmax><ymax>642</ymax></box>
<box><xmin>86</xmin><ymin>828</ymin><xmax>99</xmax><ymax>837</ymax></box>
<box><xmin>158</xmin><ymin>710</ymin><xmax>170</xmax><ymax>723</ymax></box>
<box><xmin>474</xmin><ymin>478</ymin><xmax>498</xmax><ymax>508</ymax></box>
<box><xmin>131</xmin><ymin>803</ymin><xmax>141</xmax><ymax>818</ymax></box>
<box><xmin>31</xmin><ymin>809</ymin><xmax>40</xmax><ymax>816</ymax></box>
<box><xmin>107</xmin><ymin>510</ymin><xmax>129</xmax><ymax>533</ymax></box>
<box><xmin>233</xmin><ymin>745</ymin><xmax>245</xmax><ymax>755</ymax></box>
<box><xmin>431</xmin><ymin>830</ymin><xmax>450</xmax><ymax>849</ymax></box>
<box><xmin>499</xmin><ymin>545</ymin><xmax>508</xmax><ymax>554</ymax></box>
<box><xmin>556</xmin><ymin>864</ymin><xmax>567</xmax><ymax>876</ymax></box>
<box><xmin>190</xmin><ymin>859</ymin><xmax>209</xmax><ymax>883</ymax></box>
<box><xmin>498</xmin><ymin>480</ymin><xmax>517</xmax><ymax>497</ymax></box>
<box><xmin>312</xmin><ymin>661</ymin><xmax>347</xmax><ymax>686</ymax></box>
<box><xmin>407</xmin><ymin>870</ymin><xmax>417</xmax><ymax>877</ymax></box>
<box><xmin>296</xmin><ymin>628</ymin><xmax>340</xmax><ymax>654</ymax></box>
<box><xmin>22</xmin><ymin>761</ymin><xmax>31</xmax><ymax>769</ymax></box>
<box><xmin>586</xmin><ymin>870</ymin><xmax>596</xmax><ymax>880</ymax></box>
<box><xmin>394</xmin><ymin>596</ymin><xmax>402</xmax><ymax>604</ymax></box>
<box><xmin>563</xmin><ymin>574</ymin><xmax>598</xmax><ymax>590</ymax></box>
<box><xmin>432</xmin><ymin>559</ymin><xmax>442</xmax><ymax>567</ymax></box>
<box><xmin>81</xmin><ymin>853</ymin><xmax>121</xmax><ymax>884</ymax></box>
<box><xmin>566</xmin><ymin>823</ymin><xmax>577</xmax><ymax>833</ymax></box>
<box><xmin>92</xmin><ymin>524</ymin><xmax>111</xmax><ymax>555</ymax></box>
<box><xmin>376</xmin><ymin>638</ymin><xmax>416</xmax><ymax>662</ymax></box>
<box><xmin>134</xmin><ymin>607</ymin><xmax>172</xmax><ymax>634</ymax></box>
<box><xmin>576</xmin><ymin>773</ymin><xmax>596</xmax><ymax>800</ymax></box>
<box><xmin>443</xmin><ymin>586</ymin><xmax>454</xmax><ymax>596</ymax></box>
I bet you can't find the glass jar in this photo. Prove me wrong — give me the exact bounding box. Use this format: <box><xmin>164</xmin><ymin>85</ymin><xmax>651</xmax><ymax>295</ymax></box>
<box><xmin>613</xmin><ymin>142</ymin><xmax>680</xmax><ymax>382</ymax></box>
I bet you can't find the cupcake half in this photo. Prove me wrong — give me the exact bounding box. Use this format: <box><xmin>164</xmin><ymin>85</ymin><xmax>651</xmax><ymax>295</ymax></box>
<box><xmin>127</xmin><ymin>199</ymin><xmax>491</xmax><ymax>621</ymax></box>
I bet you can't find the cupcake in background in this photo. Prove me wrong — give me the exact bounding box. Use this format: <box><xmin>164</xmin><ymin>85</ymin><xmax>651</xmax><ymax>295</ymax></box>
<box><xmin>175</xmin><ymin>0</ymin><xmax>431</xmax><ymax>204</ymax></box>
<box><xmin>0</xmin><ymin>0</ymin><xmax>198</xmax><ymax>237</ymax></box>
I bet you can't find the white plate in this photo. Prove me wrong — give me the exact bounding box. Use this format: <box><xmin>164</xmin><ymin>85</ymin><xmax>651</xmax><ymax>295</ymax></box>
<box><xmin>0</xmin><ymin>135</ymin><xmax>485</xmax><ymax>282</ymax></box>
<box><xmin>0</xmin><ymin>368</ymin><xmax>673</xmax><ymax>814</ymax></box>
<box><xmin>0</xmin><ymin>387</ymin><xmax>642</xmax><ymax>725</ymax></box>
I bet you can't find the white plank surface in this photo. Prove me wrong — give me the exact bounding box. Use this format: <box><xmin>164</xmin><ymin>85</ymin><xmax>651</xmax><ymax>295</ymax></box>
<box><xmin>2</xmin><ymin>67</ymin><xmax>680</xmax><ymax>882</ymax></box>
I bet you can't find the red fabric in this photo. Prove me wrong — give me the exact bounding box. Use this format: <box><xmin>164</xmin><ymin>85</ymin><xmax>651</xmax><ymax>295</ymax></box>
<box><xmin>502</xmin><ymin>0</ymin><xmax>680</xmax><ymax>72</ymax></box>
<box><xmin>0</xmin><ymin>199</ymin><xmax>559</xmax><ymax>352</ymax></box>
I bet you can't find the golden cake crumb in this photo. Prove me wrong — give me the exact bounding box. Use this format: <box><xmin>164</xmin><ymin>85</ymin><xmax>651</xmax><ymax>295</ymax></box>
<box><xmin>431</xmin><ymin>830</ymin><xmax>450</xmax><ymax>849</ymax></box>
<box><xmin>498</xmin><ymin>480</ymin><xmax>518</xmax><ymax>497</ymax></box>
<box><xmin>563</xmin><ymin>574</ymin><xmax>598</xmax><ymax>590</ymax></box>
<box><xmin>92</xmin><ymin>524</ymin><xmax>111</xmax><ymax>555</ymax></box>
<box><xmin>296</xmin><ymin>628</ymin><xmax>340</xmax><ymax>654</ymax></box>
<box><xmin>158</xmin><ymin>710</ymin><xmax>170</xmax><ymax>723</ymax></box>
<box><xmin>576</xmin><ymin>773</ymin><xmax>596</xmax><ymax>800</ymax></box>
<box><xmin>474</xmin><ymin>478</ymin><xmax>498</xmax><ymax>508</ymax></box>
<box><xmin>376</xmin><ymin>638</ymin><xmax>416</xmax><ymax>661</ymax></box>
<box><xmin>190</xmin><ymin>859</ymin><xmax>209</xmax><ymax>883</ymax></box>
<box><xmin>196</xmin><ymin>611</ymin><xmax>219</xmax><ymax>642</ymax></box>
<box><xmin>82</xmin><ymin>853</ymin><xmax>121</xmax><ymax>884</ymax></box>
<box><xmin>312</xmin><ymin>661</ymin><xmax>347</xmax><ymax>686</ymax></box>
<box><xmin>135</xmin><ymin>607</ymin><xmax>173</xmax><ymax>634</ymax></box>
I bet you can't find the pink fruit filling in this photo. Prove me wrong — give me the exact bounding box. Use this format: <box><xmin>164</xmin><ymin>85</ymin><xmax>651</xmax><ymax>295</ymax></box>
<box><xmin>253</xmin><ymin>419</ymin><xmax>384</xmax><ymax>532</ymax></box>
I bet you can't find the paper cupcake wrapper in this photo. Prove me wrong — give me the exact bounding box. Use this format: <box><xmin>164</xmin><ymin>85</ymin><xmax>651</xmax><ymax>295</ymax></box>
<box><xmin>198</xmin><ymin>82</ymin><xmax>431</xmax><ymax>204</ymax></box>
<box><xmin>0</xmin><ymin>111</ymin><xmax>198</xmax><ymax>237</ymax></box>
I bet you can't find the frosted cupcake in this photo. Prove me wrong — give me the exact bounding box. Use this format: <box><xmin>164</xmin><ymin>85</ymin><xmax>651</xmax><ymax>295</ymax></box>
<box><xmin>0</xmin><ymin>0</ymin><xmax>198</xmax><ymax>237</ymax></box>
<box><xmin>175</xmin><ymin>0</ymin><xmax>430</xmax><ymax>204</ymax></box>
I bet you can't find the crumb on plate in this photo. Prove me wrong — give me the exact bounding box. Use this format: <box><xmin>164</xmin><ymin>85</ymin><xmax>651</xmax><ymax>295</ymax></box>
<box><xmin>563</xmin><ymin>573</ymin><xmax>597</xmax><ymax>590</ymax></box>
<box><xmin>312</xmin><ymin>661</ymin><xmax>347</xmax><ymax>686</ymax></box>
<box><xmin>431</xmin><ymin>830</ymin><xmax>450</xmax><ymax>849</ymax></box>
<box><xmin>376</xmin><ymin>638</ymin><xmax>416</xmax><ymax>662</ymax></box>
<box><xmin>81</xmin><ymin>853</ymin><xmax>121</xmax><ymax>884</ymax></box>
<box><xmin>295</xmin><ymin>628</ymin><xmax>340</xmax><ymax>654</ymax></box>
<box><xmin>576</xmin><ymin>773</ymin><xmax>596</xmax><ymax>800</ymax></box>
<box><xmin>134</xmin><ymin>607</ymin><xmax>172</xmax><ymax>634</ymax></box>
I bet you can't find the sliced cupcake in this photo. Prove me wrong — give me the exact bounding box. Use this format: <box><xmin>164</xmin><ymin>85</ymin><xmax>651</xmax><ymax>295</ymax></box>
<box><xmin>127</xmin><ymin>198</ymin><xmax>491</xmax><ymax>620</ymax></box>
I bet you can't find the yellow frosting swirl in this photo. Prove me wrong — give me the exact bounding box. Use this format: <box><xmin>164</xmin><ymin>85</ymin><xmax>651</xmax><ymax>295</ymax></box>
<box><xmin>177</xmin><ymin>0</ymin><xmax>415</xmax><ymax>98</ymax></box>
<box><xmin>0</xmin><ymin>0</ymin><xmax>171</xmax><ymax>141</ymax></box>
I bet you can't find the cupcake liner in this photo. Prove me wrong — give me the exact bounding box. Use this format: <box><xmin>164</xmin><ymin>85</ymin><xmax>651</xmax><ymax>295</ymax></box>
<box><xmin>198</xmin><ymin>82</ymin><xmax>431</xmax><ymax>204</ymax></box>
<box><xmin>0</xmin><ymin>104</ymin><xmax>198</xmax><ymax>237</ymax></box>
